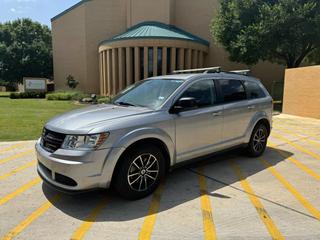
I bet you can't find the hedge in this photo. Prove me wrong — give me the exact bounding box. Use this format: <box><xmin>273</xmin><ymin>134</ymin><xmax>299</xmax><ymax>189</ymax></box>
<box><xmin>10</xmin><ymin>92</ymin><xmax>46</xmax><ymax>99</ymax></box>
<box><xmin>46</xmin><ymin>92</ymin><xmax>89</xmax><ymax>101</ymax></box>
<box><xmin>97</xmin><ymin>97</ymin><xmax>111</xmax><ymax>104</ymax></box>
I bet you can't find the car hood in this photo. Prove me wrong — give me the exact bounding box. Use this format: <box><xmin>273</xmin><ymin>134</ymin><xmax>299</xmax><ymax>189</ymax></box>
<box><xmin>45</xmin><ymin>104</ymin><xmax>152</xmax><ymax>134</ymax></box>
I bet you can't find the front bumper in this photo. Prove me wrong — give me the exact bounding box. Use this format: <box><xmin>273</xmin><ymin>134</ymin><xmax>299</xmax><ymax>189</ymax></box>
<box><xmin>35</xmin><ymin>139</ymin><xmax>124</xmax><ymax>191</ymax></box>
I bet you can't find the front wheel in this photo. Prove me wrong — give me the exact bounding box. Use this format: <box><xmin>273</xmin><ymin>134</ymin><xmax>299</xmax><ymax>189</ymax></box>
<box><xmin>247</xmin><ymin>123</ymin><xmax>268</xmax><ymax>157</ymax></box>
<box><xmin>113</xmin><ymin>144</ymin><xmax>166</xmax><ymax>200</ymax></box>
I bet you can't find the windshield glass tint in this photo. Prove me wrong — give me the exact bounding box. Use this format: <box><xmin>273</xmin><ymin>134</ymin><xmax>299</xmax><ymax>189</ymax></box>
<box><xmin>113</xmin><ymin>79</ymin><xmax>184</xmax><ymax>109</ymax></box>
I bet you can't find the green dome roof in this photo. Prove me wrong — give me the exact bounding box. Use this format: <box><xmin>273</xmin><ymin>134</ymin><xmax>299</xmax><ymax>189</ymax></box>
<box><xmin>100</xmin><ymin>21</ymin><xmax>209</xmax><ymax>46</ymax></box>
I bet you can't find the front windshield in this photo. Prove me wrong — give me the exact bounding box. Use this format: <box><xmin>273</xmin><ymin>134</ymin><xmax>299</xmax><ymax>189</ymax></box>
<box><xmin>113</xmin><ymin>79</ymin><xmax>184</xmax><ymax>109</ymax></box>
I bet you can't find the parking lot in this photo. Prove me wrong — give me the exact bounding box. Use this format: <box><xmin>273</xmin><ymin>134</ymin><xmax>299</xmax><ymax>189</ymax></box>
<box><xmin>0</xmin><ymin>114</ymin><xmax>319</xmax><ymax>239</ymax></box>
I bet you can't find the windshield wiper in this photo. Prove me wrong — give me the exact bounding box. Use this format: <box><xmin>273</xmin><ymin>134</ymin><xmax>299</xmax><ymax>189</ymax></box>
<box><xmin>114</xmin><ymin>101</ymin><xmax>136</xmax><ymax>107</ymax></box>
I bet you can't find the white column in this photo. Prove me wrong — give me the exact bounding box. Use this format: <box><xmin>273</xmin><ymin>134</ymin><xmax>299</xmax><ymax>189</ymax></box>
<box><xmin>106</xmin><ymin>50</ymin><xmax>112</xmax><ymax>96</ymax></box>
<box><xmin>134</xmin><ymin>47</ymin><xmax>140</xmax><ymax>82</ymax></box>
<box><xmin>162</xmin><ymin>47</ymin><xmax>167</xmax><ymax>75</ymax></box>
<box><xmin>118</xmin><ymin>48</ymin><xmax>125</xmax><ymax>91</ymax></box>
<box><xmin>170</xmin><ymin>47</ymin><xmax>176</xmax><ymax>73</ymax></box>
<box><xmin>126</xmin><ymin>47</ymin><xmax>133</xmax><ymax>86</ymax></box>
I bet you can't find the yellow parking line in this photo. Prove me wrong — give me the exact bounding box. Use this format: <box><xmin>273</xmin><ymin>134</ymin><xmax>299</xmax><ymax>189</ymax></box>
<box><xmin>138</xmin><ymin>183</ymin><xmax>165</xmax><ymax>240</ymax></box>
<box><xmin>259</xmin><ymin>158</ymin><xmax>320</xmax><ymax>220</ymax></box>
<box><xmin>198</xmin><ymin>167</ymin><xmax>217</xmax><ymax>240</ymax></box>
<box><xmin>231</xmin><ymin>162</ymin><xmax>284</xmax><ymax>240</ymax></box>
<box><xmin>268</xmin><ymin>143</ymin><xmax>320</xmax><ymax>181</ymax></box>
<box><xmin>274</xmin><ymin>126</ymin><xmax>320</xmax><ymax>148</ymax></box>
<box><xmin>0</xmin><ymin>177</ymin><xmax>41</xmax><ymax>206</ymax></box>
<box><xmin>0</xmin><ymin>160</ymin><xmax>37</xmax><ymax>181</ymax></box>
<box><xmin>272</xmin><ymin>133</ymin><xmax>320</xmax><ymax>161</ymax></box>
<box><xmin>0</xmin><ymin>149</ymin><xmax>34</xmax><ymax>165</ymax></box>
<box><xmin>1</xmin><ymin>195</ymin><xmax>60</xmax><ymax>240</ymax></box>
<box><xmin>275</xmin><ymin>124</ymin><xmax>320</xmax><ymax>139</ymax></box>
<box><xmin>0</xmin><ymin>143</ymin><xmax>26</xmax><ymax>154</ymax></box>
<box><xmin>274</xmin><ymin>120</ymin><xmax>320</xmax><ymax>134</ymax></box>
<box><xmin>70</xmin><ymin>197</ymin><xmax>108</xmax><ymax>240</ymax></box>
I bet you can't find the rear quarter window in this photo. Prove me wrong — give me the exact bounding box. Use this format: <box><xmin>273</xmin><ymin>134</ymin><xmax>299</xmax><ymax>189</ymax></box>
<box><xmin>219</xmin><ymin>79</ymin><xmax>247</xmax><ymax>103</ymax></box>
<box><xmin>244</xmin><ymin>81</ymin><xmax>266</xmax><ymax>99</ymax></box>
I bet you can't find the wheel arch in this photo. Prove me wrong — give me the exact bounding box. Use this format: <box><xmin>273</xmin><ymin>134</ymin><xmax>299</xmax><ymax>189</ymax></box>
<box><xmin>110</xmin><ymin>137</ymin><xmax>172</xmax><ymax>187</ymax></box>
<box><xmin>245</xmin><ymin>112</ymin><xmax>271</xmax><ymax>142</ymax></box>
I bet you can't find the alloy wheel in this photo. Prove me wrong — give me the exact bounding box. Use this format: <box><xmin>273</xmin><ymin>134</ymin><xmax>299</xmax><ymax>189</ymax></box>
<box><xmin>127</xmin><ymin>153</ymin><xmax>159</xmax><ymax>192</ymax></box>
<box><xmin>253</xmin><ymin>128</ymin><xmax>266</xmax><ymax>153</ymax></box>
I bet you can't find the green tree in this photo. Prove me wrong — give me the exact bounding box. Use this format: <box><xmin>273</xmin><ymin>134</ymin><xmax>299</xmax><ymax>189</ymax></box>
<box><xmin>307</xmin><ymin>48</ymin><xmax>320</xmax><ymax>64</ymax></box>
<box><xmin>0</xmin><ymin>18</ymin><xmax>53</xmax><ymax>84</ymax></box>
<box><xmin>211</xmin><ymin>0</ymin><xmax>320</xmax><ymax>68</ymax></box>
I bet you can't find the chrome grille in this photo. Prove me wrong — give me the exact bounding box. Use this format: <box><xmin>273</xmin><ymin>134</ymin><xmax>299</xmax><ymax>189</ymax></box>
<box><xmin>41</xmin><ymin>128</ymin><xmax>65</xmax><ymax>153</ymax></box>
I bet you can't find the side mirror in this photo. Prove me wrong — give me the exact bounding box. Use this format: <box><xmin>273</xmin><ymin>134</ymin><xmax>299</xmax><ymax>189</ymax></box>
<box><xmin>170</xmin><ymin>97</ymin><xmax>197</xmax><ymax>114</ymax></box>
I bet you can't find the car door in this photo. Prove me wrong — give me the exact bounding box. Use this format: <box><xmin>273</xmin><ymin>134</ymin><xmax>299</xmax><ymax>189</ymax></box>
<box><xmin>244</xmin><ymin>80</ymin><xmax>269</xmax><ymax>115</ymax></box>
<box><xmin>217</xmin><ymin>79</ymin><xmax>251</xmax><ymax>143</ymax></box>
<box><xmin>173</xmin><ymin>79</ymin><xmax>223</xmax><ymax>163</ymax></box>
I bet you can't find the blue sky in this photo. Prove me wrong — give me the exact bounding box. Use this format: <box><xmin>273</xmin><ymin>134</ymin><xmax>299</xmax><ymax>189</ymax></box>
<box><xmin>0</xmin><ymin>0</ymin><xmax>81</xmax><ymax>26</ymax></box>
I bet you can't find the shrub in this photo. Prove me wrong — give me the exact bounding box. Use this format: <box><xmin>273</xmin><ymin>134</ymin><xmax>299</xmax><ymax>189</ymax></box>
<box><xmin>66</xmin><ymin>75</ymin><xmax>79</xmax><ymax>89</ymax></box>
<box><xmin>46</xmin><ymin>92</ymin><xmax>73</xmax><ymax>100</ymax></box>
<box><xmin>10</xmin><ymin>92</ymin><xmax>46</xmax><ymax>99</ymax></box>
<box><xmin>46</xmin><ymin>91</ymin><xmax>90</xmax><ymax>101</ymax></box>
<box><xmin>97</xmin><ymin>96</ymin><xmax>111</xmax><ymax>104</ymax></box>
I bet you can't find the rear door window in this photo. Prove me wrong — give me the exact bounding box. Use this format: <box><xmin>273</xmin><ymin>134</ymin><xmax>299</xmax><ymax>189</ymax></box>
<box><xmin>244</xmin><ymin>81</ymin><xmax>266</xmax><ymax>99</ymax></box>
<box><xmin>219</xmin><ymin>79</ymin><xmax>247</xmax><ymax>103</ymax></box>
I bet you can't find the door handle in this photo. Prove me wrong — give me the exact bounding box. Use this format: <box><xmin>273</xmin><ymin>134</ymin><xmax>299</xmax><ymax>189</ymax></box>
<box><xmin>248</xmin><ymin>105</ymin><xmax>256</xmax><ymax>109</ymax></box>
<box><xmin>211</xmin><ymin>111</ymin><xmax>222</xmax><ymax>117</ymax></box>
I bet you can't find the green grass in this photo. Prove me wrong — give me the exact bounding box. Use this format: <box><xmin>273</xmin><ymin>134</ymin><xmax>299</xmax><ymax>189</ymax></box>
<box><xmin>0</xmin><ymin>92</ymin><xmax>11</xmax><ymax>97</ymax></box>
<box><xmin>0</xmin><ymin>98</ymin><xmax>83</xmax><ymax>141</ymax></box>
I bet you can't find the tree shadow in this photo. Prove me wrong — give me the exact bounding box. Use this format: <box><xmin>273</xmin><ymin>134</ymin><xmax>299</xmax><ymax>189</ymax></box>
<box><xmin>42</xmin><ymin>146</ymin><xmax>302</xmax><ymax>222</ymax></box>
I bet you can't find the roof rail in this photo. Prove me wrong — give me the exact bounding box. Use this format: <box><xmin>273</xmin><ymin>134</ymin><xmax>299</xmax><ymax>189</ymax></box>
<box><xmin>229</xmin><ymin>69</ymin><xmax>251</xmax><ymax>76</ymax></box>
<box><xmin>173</xmin><ymin>66</ymin><xmax>221</xmax><ymax>74</ymax></box>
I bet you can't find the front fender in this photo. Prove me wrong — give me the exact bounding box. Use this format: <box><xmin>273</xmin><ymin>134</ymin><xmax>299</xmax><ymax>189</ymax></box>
<box><xmin>113</xmin><ymin>127</ymin><xmax>175</xmax><ymax>166</ymax></box>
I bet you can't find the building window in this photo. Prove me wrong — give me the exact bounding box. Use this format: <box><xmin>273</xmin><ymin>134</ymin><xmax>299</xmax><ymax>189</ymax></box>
<box><xmin>167</xmin><ymin>48</ymin><xmax>171</xmax><ymax>73</ymax></box>
<box><xmin>176</xmin><ymin>48</ymin><xmax>179</xmax><ymax>69</ymax></box>
<box><xmin>157</xmin><ymin>47</ymin><xmax>162</xmax><ymax>75</ymax></box>
<box><xmin>148</xmin><ymin>47</ymin><xmax>153</xmax><ymax>77</ymax></box>
<box><xmin>140</xmin><ymin>47</ymin><xmax>144</xmax><ymax>80</ymax></box>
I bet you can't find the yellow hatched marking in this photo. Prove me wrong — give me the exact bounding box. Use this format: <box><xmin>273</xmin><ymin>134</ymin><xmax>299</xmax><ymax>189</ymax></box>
<box><xmin>138</xmin><ymin>183</ymin><xmax>165</xmax><ymax>240</ymax></box>
<box><xmin>1</xmin><ymin>195</ymin><xmax>60</xmax><ymax>240</ymax></box>
<box><xmin>70</xmin><ymin>197</ymin><xmax>108</xmax><ymax>240</ymax></box>
<box><xmin>0</xmin><ymin>160</ymin><xmax>37</xmax><ymax>181</ymax></box>
<box><xmin>268</xmin><ymin>143</ymin><xmax>320</xmax><ymax>181</ymax></box>
<box><xmin>273</xmin><ymin>120</ymin><xmax>320</xmax><ymax>135</ymax></box>
<box><xmin>231</xmin><ymin>162</ymin><xmax>284</xmax><ymax>240</ymax></box>
<box><xmin>0</xmin><ymin>149</ymin><xmax>34</xmax><ymax>165</ymax></box>
<box><xmin>198</xmin><ymin>167</ymin><xmax>217</xmax><ymax>240</ymax></box>
<box><xmin>272</xmin><ymin>133</ymin><xmax>320</xmax><ymax>161</ymax></box>
<box><xmin>259</xmin><ymin>158</ymin><xmax>320</xmax><ymax>220</ymax></box>
<box><xmin>274</xmin><ymin>125</ymin><xmax>320</xmax><ymax>148</ymax></box>
<box><xmin>0</xmin><ymin>143</ymin><xmax>26</xmax><ymax>154</ymax></box>
<box><xmin>0</xmin><ymin>177</ymin><xmax>41</xmax><ymax>206</ymax></box>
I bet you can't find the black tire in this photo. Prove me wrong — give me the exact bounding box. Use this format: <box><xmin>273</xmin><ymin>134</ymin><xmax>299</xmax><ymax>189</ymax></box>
<box><xmin>113</xmin><ymin>144</ymin><xmax>166</xmax><ymax>200</ymax></box>
<box><xmin>247</xmin><ymin>123</ymin><xmax>268</xmax><ymax>157</ymax></box>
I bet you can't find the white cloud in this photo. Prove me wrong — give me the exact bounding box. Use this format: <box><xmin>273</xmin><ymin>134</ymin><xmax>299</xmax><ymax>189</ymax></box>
<box><xmin>10</xmin><ymin>7</ymin><xmax>16</xmax><ymax>12</ymax></box>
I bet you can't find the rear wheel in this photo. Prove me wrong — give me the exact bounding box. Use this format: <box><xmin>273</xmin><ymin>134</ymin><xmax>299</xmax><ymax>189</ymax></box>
<box><xmin>247</xmin><ymin>123</ymin><xmax>268</xmax><ymax>157</ymax></box>
<box><xmin>113</xmin><ymin>144</ymin><xmax>165</xmax><ymax>200</ymax></box>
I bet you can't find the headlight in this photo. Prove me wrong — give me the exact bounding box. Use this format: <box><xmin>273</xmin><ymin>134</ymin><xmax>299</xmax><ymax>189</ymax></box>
<box><xmin>62</xmin><ymin>133</ymin><xmax>109</xmax><ymax>150</ymax></box>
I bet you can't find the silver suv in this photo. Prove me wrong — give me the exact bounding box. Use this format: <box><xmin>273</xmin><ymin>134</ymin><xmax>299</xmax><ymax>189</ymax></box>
<box><xmin>36</xmin><ymin>69</ymin><xmax>272</xmax><ymax>199</ymax></box>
